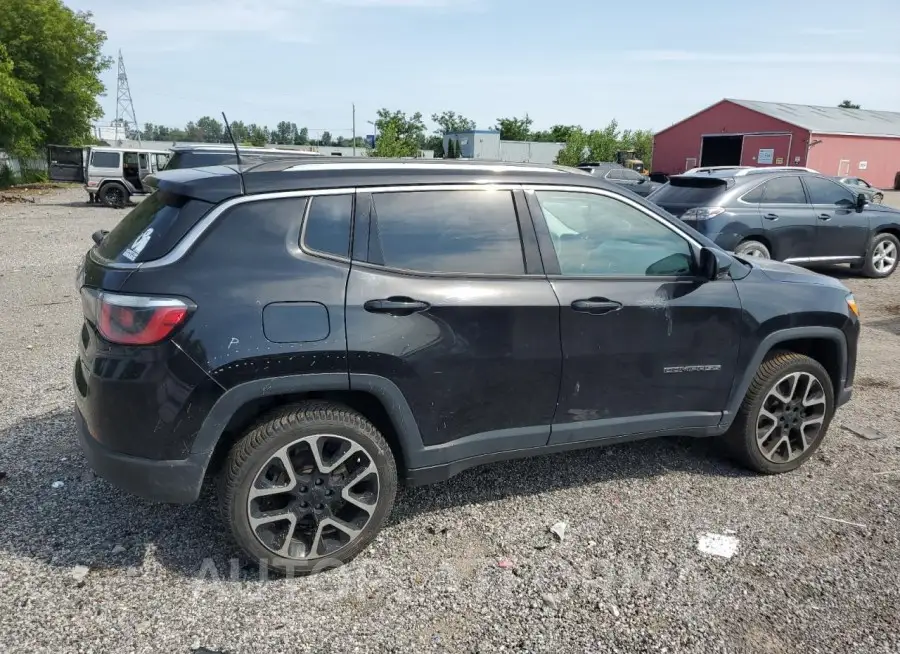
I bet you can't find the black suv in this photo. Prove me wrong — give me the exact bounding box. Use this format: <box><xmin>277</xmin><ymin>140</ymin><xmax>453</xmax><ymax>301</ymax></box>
<box><xmin>649</xmin><ymin>169</ymin><xmax>900</xmax><ymax>278</ymax></box>
<box><xmin>75</xmin><ymin>159</ymin><xmax>859</xmax><ymax>574</ymax></box>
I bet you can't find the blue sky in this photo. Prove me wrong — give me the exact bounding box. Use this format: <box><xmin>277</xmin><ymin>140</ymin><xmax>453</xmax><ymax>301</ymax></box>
<box><xmin>68</xmin><ymin>0</ymin><xmax>900</xmax><ymax>139</ymax></box>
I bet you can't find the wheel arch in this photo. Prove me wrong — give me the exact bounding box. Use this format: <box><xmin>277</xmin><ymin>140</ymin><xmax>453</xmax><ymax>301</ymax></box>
<box><xmin>194</xmin><ymin>373</ymin><xmax>424</xmax><ymax>481</ymax></box>
<box><xmin>722</xmin><ymin>327</ymin><xmax>847</xmax><ymax>428</ymax></box>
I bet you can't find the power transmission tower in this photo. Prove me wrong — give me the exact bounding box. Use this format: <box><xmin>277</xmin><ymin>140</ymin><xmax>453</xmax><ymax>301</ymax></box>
<box><xmin>115</xmin><ymin>50</ymin><xmax>140</xmax><ymax>145</ymax></box>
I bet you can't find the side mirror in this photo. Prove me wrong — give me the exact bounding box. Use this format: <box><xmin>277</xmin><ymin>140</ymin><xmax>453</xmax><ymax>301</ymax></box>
<box><xmin>856</xmin><ymin>193</ymin><xmax>867</xmax><ymax>213</ymax></box>
<box><xmin>699</xmin><ymin>247</ymin><xmax>732</xmax><ymax>280</ymax></box>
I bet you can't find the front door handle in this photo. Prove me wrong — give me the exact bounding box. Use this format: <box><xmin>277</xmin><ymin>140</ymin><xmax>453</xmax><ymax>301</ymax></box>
<box><xmin>571</xmin><ymin>298</ymin><xmax>623</xmax><ymax>315</ymax></box>
<box><xmin>364</xmin><ymin>297</ymin><xmax>430</xmax><ymax>315</ymax></box>
<box><xmin>763</xmin><ymin>213</ymin><xmax>779</xmax><ymax>220</ymax></box>
<box><xmin>817</xmin><ymin>213</ymin><xmax>832</xmax><ymax>220</ymax></box>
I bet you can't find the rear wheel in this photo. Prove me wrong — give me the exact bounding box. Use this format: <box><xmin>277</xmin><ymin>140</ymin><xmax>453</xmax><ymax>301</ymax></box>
<box><xmin>734</xmin><ymin>239</ymin><xmax>771</xmax><ymax>259</ymax></box>
<box><xmin>862</xmin><ymin>232</ymin><xmax>899</xmax><ymax>278</ymax></box>
<box><xmin>220</xmin><ymin>401</ymin><xmax>398</xmax><ymax>576</ymax></box>
<box><xmin>725</xmin><ymin>352</ymin><xmax>833</xmax><ymax>474</ymax></box>
<box><xmin>100</xmin><ymin>182</ymin><xmax>129</xmax><ymax>208</ymax></box>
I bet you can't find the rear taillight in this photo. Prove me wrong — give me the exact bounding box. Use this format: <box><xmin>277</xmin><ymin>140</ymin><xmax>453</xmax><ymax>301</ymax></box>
<box><xmin>81</xmin><ymin>289</ymin><xmax>193</xmax><ymax>345</ymax></box>
<box><xmin>682</xmin><ymin>206</ymin><xmax>726</xmax><ymax>221</ymax></box>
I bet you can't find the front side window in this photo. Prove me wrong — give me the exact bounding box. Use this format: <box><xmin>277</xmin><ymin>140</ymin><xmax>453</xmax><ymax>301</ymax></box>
<box><xmin>759</xmin><ymin>176</ymin><xmax>806</xmax><ymax>204</ymax></box>
<box><xmin>535</xmin><ymin>191</ymin><xmax>694</xmax><ymax>277</ymax></box>
<box><xmin>303</xmin><ymin>194</ymin><xmax>353</xmax><ymax>258</ymax></box>
<box><xmin>805</xmin><ymin>176</ymin><xmax>856</xmax><ymax>205</ymax></box>
<box><xmin>369</xmin><ymin>190</ymin><xmax>524</xmax><ymax>275</ymax></box>
<box><xmin>91</xmin><ymin>151</ymin><xmax>120</xmax><ymax>168</ymax></box>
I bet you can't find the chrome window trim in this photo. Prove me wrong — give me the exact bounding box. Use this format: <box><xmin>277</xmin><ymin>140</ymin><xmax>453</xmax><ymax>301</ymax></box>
<box><xmin>523</xmin><ymin>184</ymin><xmax>703</xmax><ymax>250</ymax></box>
<box><xmin>91</xmin><ymin>188</ymin><xmax>352</xmax><ymax>270</ymax></box>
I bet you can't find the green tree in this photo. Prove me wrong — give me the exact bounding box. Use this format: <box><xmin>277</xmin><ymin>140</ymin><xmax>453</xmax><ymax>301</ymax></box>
<box><xmin>556</xmin><ymin>128</ymin><xmax>589</xmax><ymax>166</ymax></box>
<box><xmin>246</xmin><ymin>124</ymin><xmax>267</xmax><ymax>147</ymax></box>
<box><xmin>496</xmin><ymin>114</ymin><xmax>533</xmax><ymax>141</ymax></box>
<box><xmin>431</xmin><ymin>110</ymin><xmax>476</xmax><ymax>135</ymax></box>
<box><xmin>228</xmin><ymin>120</ymin><xmax>249</xmax><ymax>143</ymax></box>
<box><xmin>196</xmin><ymin>116</ymin><xmax>223</xmax><ymax>143</ymax></box>
<box><xmin>371</xmin><ymin>109</ymin><xmax>426</xmax><ymax>157</ymax></box>
<box><xmin>838</xmin><ymin>100</ymin><xmax>861</xmax><ymax>109</ymax></box>
<box><xmin>294</xmin><ymin>127</ymin><xmax>309</xmax><ymax>145</ymax></box>
<box><xmin>532</xmin><ymin>124</ymin><xmax>580</xmax><ymax>143</ymax></box>
<box><xmin>585</xmin><ymin>119</ymin><xmax>621</xmax><ymax>163</ymax></box>
<box><xmin>0</xmin><ymin>45</ymin><xmax>46</xmax><ymax>155</ymax></box>
<box><xmin>274</xmin><ymin>121</ymin><xmax>298</xmax><ymax>144</ymax></box>
<box><xmin>0</xmin><ymin>0</ymin><xmax>111</xmax><ymax>147</ymax></box>
<box><xmin>320</xmin><ymin>131</ymin><xmax>332</xmax><ymax>146</ymax></box>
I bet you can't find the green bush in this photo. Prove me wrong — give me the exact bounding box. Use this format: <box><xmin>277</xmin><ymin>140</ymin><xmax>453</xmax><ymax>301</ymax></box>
<box><xmin>21</xmin><ymin>168</ymin><xmax>48</xmax><ymax>184</ymax></box>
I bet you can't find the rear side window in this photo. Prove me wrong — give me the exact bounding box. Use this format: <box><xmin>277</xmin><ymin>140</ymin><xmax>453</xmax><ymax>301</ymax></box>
<box><xmin>369</xmin><ymin>190</ymin><xmax>525</xmax><ymax>275</ymax></box>
<box><xmin>805</xmin><ymin>176</ymin><xmax>856</xmax><ymax>205</ymax></box>
<box><xmin>759</xmin><ymin>177</ymin><xmax>806</xmax><ymax>204</ymax></box>
<box><xmin>91</xmin><ymin>151</ymin><xmax>120</xmax><ymax>168</ymax></box>
<box><xmin>606</xmin><ymin>169</ymin><xmax>624</xmax><ymax>180</ymax></box>
<box><xmin>303</xmin><ymin>194</ymin><xmax>353</xmax><ymax>258</ymax></box>
<box><xmin>94</xmin><ymin>191</ymin><xmax>213</xmax><ymax>264</ymax></box>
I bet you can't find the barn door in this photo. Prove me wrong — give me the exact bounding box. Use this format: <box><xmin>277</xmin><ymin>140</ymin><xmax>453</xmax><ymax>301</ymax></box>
<box><xmin>47</xmin><ymin>146</ymin><xmax>85</xmax><ymax>182</ymax></box>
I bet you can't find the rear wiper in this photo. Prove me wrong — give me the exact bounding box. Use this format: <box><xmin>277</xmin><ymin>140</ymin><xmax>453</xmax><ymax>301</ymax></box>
<box><xmin>92</xmin><ymin>229</ymin><xmax>109</xmax><ymax>245</ymax></box>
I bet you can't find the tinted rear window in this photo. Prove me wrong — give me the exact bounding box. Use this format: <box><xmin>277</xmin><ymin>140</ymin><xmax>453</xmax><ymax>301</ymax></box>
<box><xmin>94</xmin><ymin>191</ymin><xmax>213</xmax><ymax>264</ymax></box>
<box><xmin>91</xmin><ymin>151</ymin><xmax>120</xmax><ymax>168</ymax></box>
<box><xmin>164</xmin><ymin>152</ymin><xmax>236</xmax><ymax>170</ymax></box>
<box><xmin>650</xmin><ymin>177</ymin><xmax>729</xmax><ymax>205</ymax></box>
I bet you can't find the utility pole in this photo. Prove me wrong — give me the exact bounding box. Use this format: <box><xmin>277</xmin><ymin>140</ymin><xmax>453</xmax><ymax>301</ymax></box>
<box><xmin>352</xmin><ymin>103</ymin><xmax>357</xmax><ymax>156</ymax></box>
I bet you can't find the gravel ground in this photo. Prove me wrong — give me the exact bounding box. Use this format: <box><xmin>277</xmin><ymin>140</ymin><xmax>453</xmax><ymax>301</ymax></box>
<box><xmin>1</xmin><ymin>186</ymin><xmax>899</xmax><ymax>654</ymax></box>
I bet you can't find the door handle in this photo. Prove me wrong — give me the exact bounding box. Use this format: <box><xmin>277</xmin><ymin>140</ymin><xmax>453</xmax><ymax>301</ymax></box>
<box><xmin>364</xmin><ymin>297</ymin><xmax>430</xmax><ymax>315</ymax></box>
<box><xmin>817</xmin><ymin>213</ymin><xmax>832</xmax><ymax>220</ymax></box>
<box><xmin>571</xmin><ymin>298</ymin><xmax>623</xmax><ymax>315</ymax></box>
<box><xmin>763</xmin><ymin>213</ymin><xmax>779</xmax><ymax>220</ymax></box>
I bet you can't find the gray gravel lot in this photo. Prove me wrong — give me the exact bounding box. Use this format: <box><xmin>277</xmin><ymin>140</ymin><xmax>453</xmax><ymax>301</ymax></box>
<box><xmin>1</xmin><ymin>186</ymin><xmax>899</xmax><ymax>654</ymax></box>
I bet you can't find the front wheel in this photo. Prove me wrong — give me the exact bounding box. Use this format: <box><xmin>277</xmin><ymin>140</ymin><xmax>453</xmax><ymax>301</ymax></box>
<box><xmin>862</xmin><ymin>232</ymin><xmax>899</xmax><ymax>278</ymax></box>
<box><xmin>734</xmin><ymin>239</ymin><xmax>771</xmax><ymax>259</ymax></box>
<box><xmin>872</xmin><ymin>193</ymin><xmax>883</xmax><ymax>204</ymax></box>
<box><xmin>220</xmin><ymin>401</ymin><xmax>397</xmax><ymax>576</ymax></box>
<box><xmin>724</xmin><ymin>352</ymin><xmax>834</xmax><ymax>474</ymax></box>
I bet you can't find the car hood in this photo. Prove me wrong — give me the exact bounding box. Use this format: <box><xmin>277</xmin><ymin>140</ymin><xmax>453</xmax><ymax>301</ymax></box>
<box><xmin>744</xmin><ymin>257</ymin><xmax>850</xmax><ymax>291</ymax></box>
<box><xmin>866</xmin><ymin>203</ymin><xmax>900</xmax><ymax>217</ymax></box>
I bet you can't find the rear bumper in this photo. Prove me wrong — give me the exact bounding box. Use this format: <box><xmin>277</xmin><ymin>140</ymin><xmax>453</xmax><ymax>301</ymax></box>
<box><xmin>75</xmin><ymin>405</ymin><xmax>209</xmax><ymax>504</ymax></box>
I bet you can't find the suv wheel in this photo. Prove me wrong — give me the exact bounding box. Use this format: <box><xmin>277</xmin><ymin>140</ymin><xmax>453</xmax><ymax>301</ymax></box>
<box><xmin>725</xmin><ymin>352</ymin><xmax>833</xmax><ymax>474</ymax></box>
<box><xmin>220</xmin><ymin>401</ymin><xmax>398</xmax><ymax>575</ymax></box>
<box><xmin>862</xmin><ymin>232</ymin><xmax>899</xmax><ymax>278</ymax></box>
<box><xmin>734</xmin><ymin>240</ymin><xmax>771</xmax><ymax>259</ymax></box>
<box><xmin>100</xmin><ymin>182</ymin><xmax>129</xmax><ymax>208</ymax></box>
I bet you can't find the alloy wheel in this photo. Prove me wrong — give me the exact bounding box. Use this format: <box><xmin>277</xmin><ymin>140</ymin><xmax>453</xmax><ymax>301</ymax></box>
<box><xmin>105</xmin><ymin>187</ymin><xmax>124</xmax><ymax>206</ymax></box>
<box><xmin>873</xmin><ymin>240</ymin><xmax>897</xmax><ymax>274</ymax></box>
<box><xmin>756</xmin><ymin>371</ymin><xmax>827</xmax><ymax>463</ymax></box>
<box><xmin>246</xmin><ymin>434</ymin><xmax>380</xmax><ymax>560</ymax></box>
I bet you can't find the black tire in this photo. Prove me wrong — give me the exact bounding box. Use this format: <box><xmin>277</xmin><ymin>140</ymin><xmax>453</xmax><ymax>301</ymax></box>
<box><xmin>100</xmin><ymin>182</ymin><xmax>129</xmax><ymax>208</ymax></box>
<box><xmin>724</xmin><ymin>352</ymin><xmax>834</xmax><ymax>474</ymax></box>
<box><xmin>862</xmin><ymin>232</ymin><xmax>900</xmax><ymax>278</ymax></box>
<box><xmin>734</xmin><ymin>239</ymin><xmax>771</xmax><ymax>259</ymax></box>
<box><xmin>220</xmin><ymin>401</ymin><xmax>397</xmax><ymax>576</ymax></box>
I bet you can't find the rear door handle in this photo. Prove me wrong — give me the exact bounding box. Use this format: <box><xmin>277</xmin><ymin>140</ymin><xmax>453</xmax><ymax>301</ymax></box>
<box><xmin>364</xmin><ymin>297</ymin><xmax>430</xmax><ymax>315</ymax></box>
<box><xmin>763</xmin><ymin>213</ymin><xmax>779</xmax><ymax>220</ymax></box>
<box><xmin>571</xmin><ymin>298</ymin><xmax>623</xmax><ymax>315</ymax></box>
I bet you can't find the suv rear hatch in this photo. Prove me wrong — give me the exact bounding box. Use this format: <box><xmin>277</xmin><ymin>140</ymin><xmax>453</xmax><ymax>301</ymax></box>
<box><xmin>79</xmin><ymin>165</ymin><xmax>243</xmax><ymax>292</ymax></box>
<box><xmin>650</xmin><ymin>175</ymin><xmax>731</xmax><ymax>218</ymax></box>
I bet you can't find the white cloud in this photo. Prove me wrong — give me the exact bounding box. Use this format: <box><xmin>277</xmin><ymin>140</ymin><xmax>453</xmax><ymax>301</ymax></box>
<box><xmin>625</xmin><ymin>50</ymin><xmax>900</xmax><ymax>65</ymax></box>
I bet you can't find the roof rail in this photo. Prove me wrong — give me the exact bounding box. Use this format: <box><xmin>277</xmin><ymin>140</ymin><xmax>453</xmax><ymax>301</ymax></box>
<box><xmin>734</xmin><ymin>166</ymin><xmax>820</xmax><ymax>175</ymax></box>
<box><xmin>280</xmin><ymin>161</ymin><xmax>564</xmax><ymax>174</ymax></box>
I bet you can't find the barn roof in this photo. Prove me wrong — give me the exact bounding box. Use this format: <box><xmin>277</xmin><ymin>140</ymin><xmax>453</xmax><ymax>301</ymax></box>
<box><xmin>728</xmin><ymin>99</ymin><xmax>900</xmax><ymax>137</ymax></box>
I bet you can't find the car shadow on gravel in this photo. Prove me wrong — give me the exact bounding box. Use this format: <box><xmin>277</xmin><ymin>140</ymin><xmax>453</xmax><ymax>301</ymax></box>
<box><xmin>0</xmin><ymin>408</ymin><xmax>748</xmax><ymax>581</ymax></box>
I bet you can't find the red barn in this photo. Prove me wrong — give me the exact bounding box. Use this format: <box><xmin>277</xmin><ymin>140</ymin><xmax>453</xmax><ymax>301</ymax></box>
<box><xmin>653</xmin><ymin>99</ymin><xmax>900</xmax><ymax>189</ymax></box>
